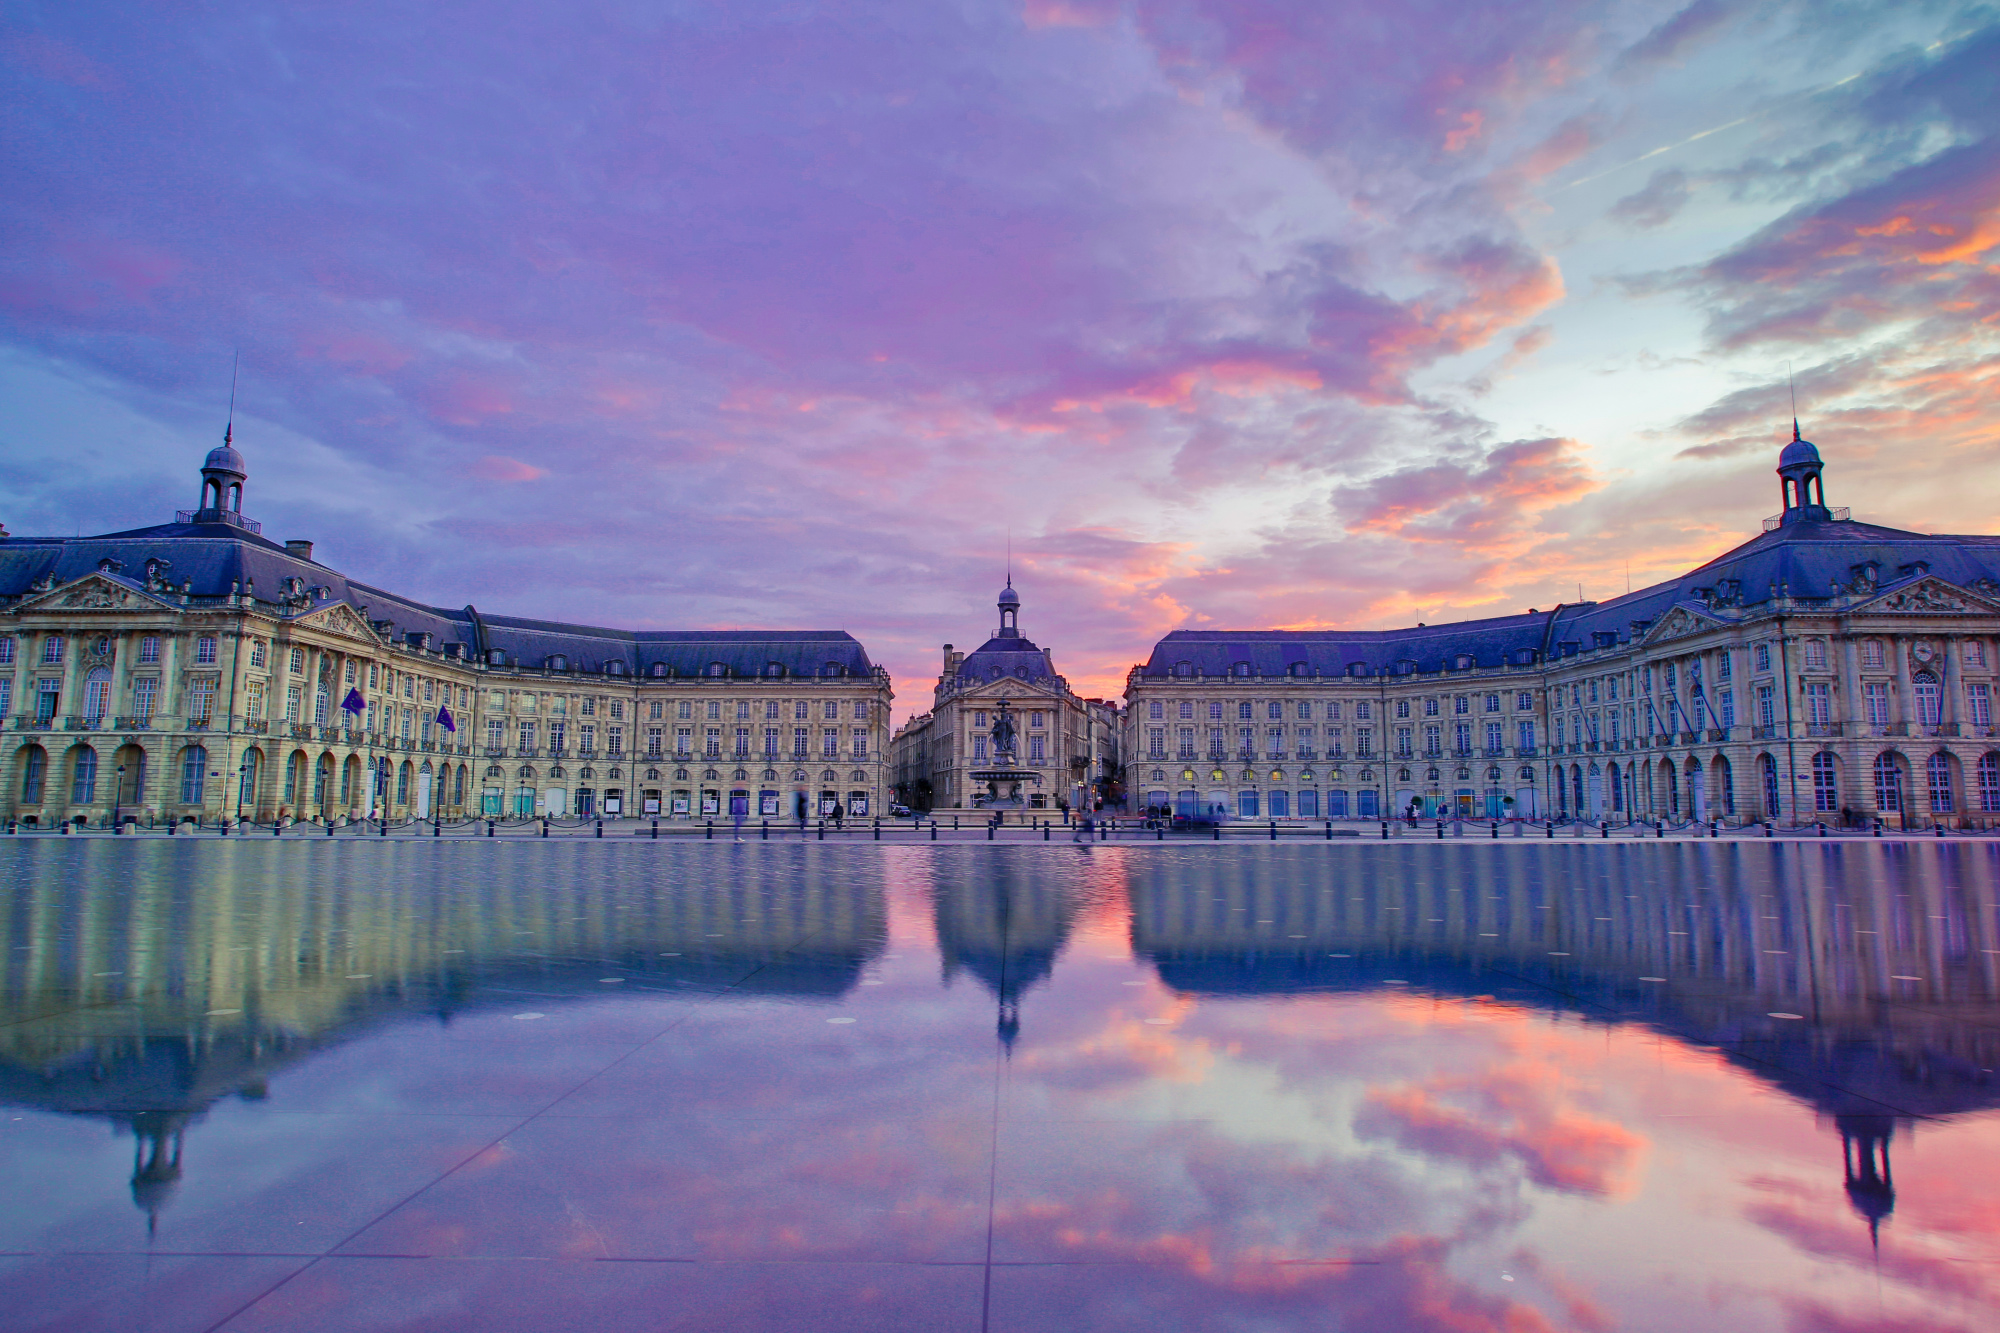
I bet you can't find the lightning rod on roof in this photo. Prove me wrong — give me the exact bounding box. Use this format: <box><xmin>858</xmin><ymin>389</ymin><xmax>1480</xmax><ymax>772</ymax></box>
<box><xmin>225</xmin><ymin>349</ymin><xmax>239</xmax><ymax>446</ymax></box>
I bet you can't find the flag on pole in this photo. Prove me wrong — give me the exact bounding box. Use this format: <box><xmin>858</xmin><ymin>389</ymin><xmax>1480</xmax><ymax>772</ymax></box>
<box><xmin>437</xmin><ymin>704</ymin><xmax>456</xmax><ymax>733</ymax></box>
<box><xmin>341</xmin><ymin>688</ymin><xmax>365</xmax><ymax>714</ymax></box>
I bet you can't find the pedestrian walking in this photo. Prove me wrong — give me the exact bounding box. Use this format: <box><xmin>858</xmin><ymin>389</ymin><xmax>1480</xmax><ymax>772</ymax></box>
<box><xmin>794</xmin><ymin>791</ymin><xmax>809</xmax><ymax>836</ymax></box>
<box><xmin>832</xmin><ymin>800</ymin><xmax>845</xmax><ymax>831</ymax></box>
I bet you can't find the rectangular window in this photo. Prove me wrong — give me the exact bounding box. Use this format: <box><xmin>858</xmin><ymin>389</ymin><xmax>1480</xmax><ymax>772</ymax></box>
<box><xmin>519</xmin><ymin>722</ymin><xmax>535</xmax><ymax>750</ymax></box>
<box><xmin>1237</xmin><ymin>726</ymin><xmax>1254</xmax><ymax>753</ymax></box>
<box><xmin>1805</xmin><ymin>683</ymin><xmax>1831</xmax><ymax>727</ymax></box>
<box><xmin>246</xmin><ymin>680</ymin><xmax>265</xmax><ymax>719</ymax></box>
<box><xmin>290</xmin><ymin>647</ymin><xmax>304</xmax><ymax>673</ymax></box>
<box><xmin>194</xmin><ymin>636</ymin><xmax>216</xmax><ymax>664</ymax></box>
<box><xmin>1180</xmin><ymin>701</ymin><xmax>1194</xmax><ymax>720</ymax></box>
<box><xmin>1517</xmin><ymin>721</ymin><xmax>1535</xmax><ymax>751</ymax></box>
<box><xmin>1720</xmin><ymin>690</ymin><xmax>1734</xmax><ymax>727</ymax></box>
<box><xmin>1148</xmin><ymin>727</ymin><xmax>1165</xmax><ymax>756</ymax></box>
<box><xmin>852</xmin><ymin>728</ymin><xmax>867</xmax><ymax>758</ymax></box>
<box><xmin>823</xmin><ymin>727</ymin><xmax>839</xmax><ymax>757</ymax></box>
<box><xmin>824</xmin><ymin>701</ymin><xmax>839</xmax><ymax>720</ymax></box>
<box><xmin>794</xmin><ymin>727</ymin><xmax>809</xmax><ymax>757</ymax></box>
<box><xmin>0</xmin><ymin>679</ymin><xmax>9</xmax><ymax>717</ymax></box>
<box><xmin>1970</xmin><ymin>683</ymin><xmax>1992</xmax><ymax>728</ymax></box>
<box><xmin>1967</xmin><ymin>641</ymin><xmax>1988</xmax><ymax>669</ymax></box>
<box><xmin>35</xmin><ymin>679</ymin><xmax>59</xmax><ymax>722</ymax></box>
<box><xmin>42</xmin><ymin>636</ymin><xmax>64</xmax><ymax>664</ymax></box>
<box><xmin>1862</xmin><ymin>640</ymin><xmax>1885</xmax><ymax>669</ymax></box>
<box><xmin>1755</xmin><ymin>643</ymin><xmax>1771</xmax><ymax>673</ymax></box>
<box><xmin>249</xmin><ymin>640</ymin><xmax>266</xmax><ymax>667</ymax></box>
<box><xmin>130</xmin><ymin>677</ymin><xmax>157</xmax><ymax>722</ymax></box>
<box><xmin>1915</xmin><ymin>680</ymin><xmax>1943</xmax><ymax>727</ymax></box>
<box><xmin>189</xmin><ymin>679</ymin><xmax>216</xmax><ymax>725</ymax></box>
<box><xmin>1804</xmin><ymin>639</ymin><xmax>1827</xmax><ymax>670</ymax></box>
<box><xmin>488</xmin><ymin>719</ymin><xmax>505</xmax><ymax>749</ymax></box>
<box><xmin>1148</xmin><ymin>701</ymin><xmax>1163</xmax><ymax>720</ymax></box>
<box><xmin>0</xmin><ymin>637</ymin><xmax>12</xmax><ymax>665</ymax></box>
<box><xmin>1757</xmin><ymin>686</ymin><xmax>1775</xmax><ymax>727</ymax></box>
<box><xmin>550</xmin><ymin>722</ymin><xmax>565</xmax><ymax>751</ymax></box>
<box><xmin>735</xmin><ymin>700</ymin><xmax>750</xmax><ymax>721</ymax></box>
<box><xmin>610</xmin><ymin>701</ymin><xmax>624</xmax><ymax>720</ymax></box>
<box><xmin>1355</xmin><ymin>727</ymin><xmax>1373</xmax><ymax>757</ymax></box>
<box><xmin>1029</xmin><ymin>734</ymin><xmax>1045</xmax><ymax>762</ymax></box>
<box><xmin>1716</xmin><ymin>651</ymin><xmax>1730</xmax><ymax>681</ymax></box>
<box><xmin>1326</xmin><ymin>701</ymin><xmax>1341</xmax><ymax>721</ymax></box>
<box><xmin>1396</xmin><ymin>727</ymin><xmax>1413</xmax><ymax>759</ymax></box>
<box><xmin>1355</xmin><ymin>701</ymin><xmax>1370</xmax><ymax>721</ymax></box>
<box><xmin>974</xmin><ymin>736</ymin><xmax>988</xmax><ymax>761</ymax></box>
<box><xmin>1267</xmin><ymin>702</ymin><xmax>1283</xmax><ymax>720</ymax></box>
<box><xmin>1486</xmin><ymin>722</ymin><xmax>1503</xmax><ymax>752</ymax></box>
<box><xmin>581</xmin><ymin>723</ymin><xmax>596</xmax><ymax>752</ymax></box>
<box><xmin>1865</xmin><ymin>682</ymin><xmax>1890</xmax><ymax>727</ymax></box>
<box><xmin>734</xmin><ymin>726</ymin><xmax>749</xmax><ymax>756</ymax></box>
<box><xmin>1238</xmin><ymin>702</ymin><xmax>1253</xmax><ymax>720</ymax></box>
<box><xmin>855</xmin><ymin>700</ymin><xmax>872</xmax><ymax>721</ymax></box>
<box><xmin>705</xmin><ymin>727</ymin><xmax>721</xmax><ymax>757</ymax></box>
<box><xmin>1267</xmin><ymin>726</ymin><xmax>1284</xmax><ymax>757</ymax></box>
<box><xmin>648</xmin><ymin>727</ymin><xmax>663</xmax><ymax>756</ymax></box>
<box><xmin>608</xmin><ymin>726</ymin><xmax>623</xmax><ymax>755</ymax></box>
<box><xmin>1423</xmin><ymin>724</ymin><xmax>1440</xmax><ymax>756</ymax></box>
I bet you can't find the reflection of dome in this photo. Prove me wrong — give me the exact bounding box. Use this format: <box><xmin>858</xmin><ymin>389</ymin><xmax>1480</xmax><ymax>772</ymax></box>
<box><xmin>1779</xmin><ymin>437</ymin><xmax>1820</xmax><ymax>469</ymax></box>
<box><xmin>203</xmin><ymin>443</ymin><xmax>246</xmax><ymax>475</ymax></box>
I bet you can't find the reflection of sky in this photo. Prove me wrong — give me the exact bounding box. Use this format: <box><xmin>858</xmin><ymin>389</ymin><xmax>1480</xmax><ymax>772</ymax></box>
<box><xmin>0</xmin><ymin>842</ymin><xmax>1995</xmax><ymax>1331</ymax></box>
<box><xmin>6</xmin><ymin>4</ymin><xmax>1999</xmax><ymax>712</ymax></box>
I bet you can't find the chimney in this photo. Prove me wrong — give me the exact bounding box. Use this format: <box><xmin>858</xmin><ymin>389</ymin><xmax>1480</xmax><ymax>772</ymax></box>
<box><xmin>285</xmin><ymin>539</ymin><xmax>315</xmax><ymax>562</ymax></box>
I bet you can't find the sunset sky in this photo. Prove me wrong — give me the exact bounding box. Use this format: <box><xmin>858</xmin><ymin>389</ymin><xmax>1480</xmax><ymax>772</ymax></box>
<box><xmin>3</xmin><ymin>1</ymin><xmax>1996</xmax><ymax>716</ymax></box>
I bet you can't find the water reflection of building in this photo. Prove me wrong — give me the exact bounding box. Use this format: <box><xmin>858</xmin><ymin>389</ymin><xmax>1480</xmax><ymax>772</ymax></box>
<box><xmin>1125</xmin><ymin>844</ymin><xmax>2000</xmax><ymax>1244</ymax></box>
<box><xmin>931</xmin><ymin>865</ymin><xmax>1081</xmax><ymax>1048</ymax></box>
<box><xmin>0</xmin><ymin>844</ymin><xmax>887</xmax><ymax>1230</ymax></box>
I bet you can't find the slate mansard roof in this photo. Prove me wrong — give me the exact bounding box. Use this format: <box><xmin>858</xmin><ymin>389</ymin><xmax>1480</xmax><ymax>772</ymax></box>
<box><xmin>0</xmin><ymin>516</ymin><xmax>878</xmax><ymax>678</ymax></box>
<box><xmin>1137</xmin><ymin>510</ymin><xmax>2000</xmax><ymax>680</ymax></box>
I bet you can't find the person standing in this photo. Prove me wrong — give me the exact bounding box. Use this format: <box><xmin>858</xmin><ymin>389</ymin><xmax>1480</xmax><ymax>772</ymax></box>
<box><xmin>794</xmin><ymin>790</ymin><xmax>809</xmax><ymax>836</ymax></box>
<box><xmin>832</xmin><ymin>799</ymin><xmax>845</xmax><ymax>831</ymax></box>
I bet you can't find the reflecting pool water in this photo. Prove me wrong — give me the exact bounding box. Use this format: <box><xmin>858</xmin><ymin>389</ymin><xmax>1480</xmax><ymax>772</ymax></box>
<box><xmin>1</xmin><ymin>842</ymin><xmax>1996</xmax><ymax>1332</ymax></box>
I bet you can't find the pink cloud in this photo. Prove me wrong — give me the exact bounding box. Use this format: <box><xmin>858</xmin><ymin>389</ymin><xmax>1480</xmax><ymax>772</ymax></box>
<box><xmin>472</xmin><ymin>455</ymin><xmax>547</xmax><ymax>482</ymax></box>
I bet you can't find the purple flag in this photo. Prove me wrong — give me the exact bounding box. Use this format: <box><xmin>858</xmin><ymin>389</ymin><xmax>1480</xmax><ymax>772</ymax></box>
<box><xmin>341</xmin><ymin>688</ymin><xmax>365</xmax><ymax>714</ymax></box>
<box><xmin>437</xmin><ymin>704</ymin><xmax>456</xmax><ymax>733</ymax></box>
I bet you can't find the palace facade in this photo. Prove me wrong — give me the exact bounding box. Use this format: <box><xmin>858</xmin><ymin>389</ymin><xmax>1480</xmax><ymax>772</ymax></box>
<box><xmin>890</xmin><ymin>582</ymin><xmax>1120</xmax><ymax>812</ymax></box>
<box><xmin>1124</xmin><ymin>432</ymin><xmax>2000</xmax><ymax>827</ymax></box>
<box><xmin>0</xmin><ymin>441</ymin><xmax>892</xmax><ymax>826</ymax></box>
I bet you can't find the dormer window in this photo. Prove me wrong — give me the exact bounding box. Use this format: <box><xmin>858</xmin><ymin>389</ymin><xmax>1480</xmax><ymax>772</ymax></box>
<box><xmin>1232</xmin><ymin>662</ymin><xmax>1251</xmax><ymax>678</ymax></box>
<box><xmin>1174</xmin><ymin>661</ymin><xmax>1193</xmax><ymax>678</ymax></box>
<box><xmin>1288</xmin><ymin>662</ymin><xmax>1308</xmax><ymax>677</ymax></box>
<box><xmin>649</xmin><ymin>662</ymin><xmax>668</xmax><ymax>677</ymax></box>
<box><xmin>706</xmin><ymin>662</ymin><xmax>726</xmax><ymax>677</ymax></box>
<box><xmin>546</xmin><ymin>654</ymin><xmax>568</xmax><ymax>671</ymax></box>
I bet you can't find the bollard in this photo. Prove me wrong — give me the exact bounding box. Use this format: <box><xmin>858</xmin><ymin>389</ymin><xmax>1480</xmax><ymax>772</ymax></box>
<box><xmin>1043</xmin><ymin>821</ymin><xmax>1050</xmax><ymax>842</ymax></box>
<box><xmin>1936</xmin><ymin>822</ymin><xmax>1945</xmax><ymax>838</ymax></box>
<box><xmin>762</xmin><ymin>819</ymin><xmax>769</xmax><ymax>841</ymax></box>
<box><xmin>1212</xmin><ymin>822</ymin><xmax>1220</xmax><ymax>842</ymax></box>
<box><xmin>1156</xmin><ymin>821</ymin><xmax>1164</xmax><ymax>841</ymax></box>
<box><xmin>953</xmin><ymin>816</ymin><xmax>960</xmax><ymax>832</ymax></box>
<box><xmin>487</xmin><ymin>818</ymin><xmax>495</xmax><ymax>838</ymax></box>
<box><xmin>274</xmin><ymin>821</ymin><xmax>282</xmax><ymax>836</ymax></box>
<box><xmin>705</xmin><ymin>820</ymin><xmax>713</xmax><ymax>840</ymax></box>
<box><xmin>1491</xmin><ymin>820</ymin><xmax>1499</xmax><ymax>839</ymax></box>
<box><xmin>1655</xmin><ymin>821</ymin><xmax>1664</xmax><ymax>839</ymax></box>
<box><xmin>1818</xmin><ymin>821</ymin><xmax>1827</xmax><ymax>838</ymax></box>
<box><xmin>594</xmin><ymin>818</ymin><xmax>602</xmax><ymax>839</ymax></box>
<box><xmin>930</xmin><ymin>820</ymin><xmax>938</xmax><ymax>841</ymax></box>
<box><xmin>1325</xmin><ymin>819</ymin><xmax>1332</xmax><ymax>840</ymax></box>
<box><xmin>1436</xmin><ymin>821</ymin><xmax>1444</xmax><ymax>840</ymax></box>
<box><xmin>1381</xmin><ymin>821</ymin><xmax>1389</xmax><ymax>840</ymax></box>
<box><xmin>541</xmin><ymin>817</ymin><xmax>549</xmax><ymax>838</ymax></box>
<box><xmin>1546</xmin><ymin>821</ymin><xmax>1554</xmax><ymax>839</ymax></box>
<box><xmin>433</xmin><ymin>818</ymin><xmax>440</xmax><ymax>837</ymax></box>
<box><xmin>818</xmin><ymin>819</ymin><xmax>825</xmax><ymax>841</ymax></box>
<box><xmin>1764</xmin><ymin>821</ymin><xmax>1773</xmax><ymax>838</ymax></box>
<box><xmin>987</xmin><ymin>822</ymin><xmax>995</xmax><ymax>841</ymax></box>
<box><xmin>652</xmin><ymin>818</ymin><xmax>659</xmax><ymax>839</ymax></box>
<box><xmin>1873</xmin><ymin>820</ymin><xmax>1882</xmax><ymax>837</ymax></box>
<box><xmin>1601</xmin><ymin>821</ymin><xmax>1608</xmax><ymax>839</ymax></box>
<box><xmin>1269</xmin><ymin>820</ymin><xmax>1276</xmax><ymax>841</ymax></box>
<box><xmin>874</xmin><ymin>818</ymin><xmax>880</xmax><ymax>841</ymax></box>
<box><xmin>220</xmin><ymin>819</ymin><xmax>229</xmax><ymax>837</ymax></box>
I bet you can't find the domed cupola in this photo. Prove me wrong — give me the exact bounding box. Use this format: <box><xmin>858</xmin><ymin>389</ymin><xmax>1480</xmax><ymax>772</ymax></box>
<box><xmin>997</xmin><ymin>578</ymin><xmax>1022</xmax><ymax>637</ymax></box>
<box><xmin>197</xmin><ymin>423</ymin><xmax>247</xmax><ymax>521</ymax></box>
<box><xmin>1776</xmin><ymin>419</ymin><xmax>1830</xmax><ymax>525</ymax></box>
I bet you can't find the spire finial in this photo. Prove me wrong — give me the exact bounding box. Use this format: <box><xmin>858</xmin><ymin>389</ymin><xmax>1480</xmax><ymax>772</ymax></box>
<box><xmin>225</xmin><ymin>349</ymin><xmax>238</xmax><ymax>446</ymax></box>
<box><xmin>1787</xmin><ymin>361</ymin><xmax>1799</xmax><ymax>441</ymax></box>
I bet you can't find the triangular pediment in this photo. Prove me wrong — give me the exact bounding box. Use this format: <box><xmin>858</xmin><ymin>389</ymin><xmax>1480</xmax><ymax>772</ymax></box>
<box><xmin>294</xmin><ymin>601</ymin><xmax>383</xmax><ymax>643</ymax></box>
<box><xmin>1640</xmin><ymin>603</ymin><xmax>1730</xmax><ymax>645</ymax></box>
<box><xmin>14</xmin><ymin>573</ymin><xmax>176</xmax><ymax>615</ymax></box>
<box><xmin>1854</xmin><ymin>576</ymin><xmax>1998</xmax><ymax>616</ymax></box>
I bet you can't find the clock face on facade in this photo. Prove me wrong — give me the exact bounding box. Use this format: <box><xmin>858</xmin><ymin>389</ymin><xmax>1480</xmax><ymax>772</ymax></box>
<box><xmin>1913</xmin><ymin>642</ymin><xmax>1935</xmax><ymax>662</ymax></box>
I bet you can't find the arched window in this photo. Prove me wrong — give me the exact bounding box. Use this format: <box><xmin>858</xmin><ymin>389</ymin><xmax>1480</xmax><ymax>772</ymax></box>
<box><xmin>239</xmin><ymin>750</ymin><xmax>260</xmax><ymax>809</ymax></box>
<box><xmin>1927</xmin><ymin>752</ymin><xmax>1955</xmax><ymax>813</ymax></box>
<box><xmin>1811</xmin><ymin>752</ymin><xmax>1838</xmax><ymax>812</ymax></box>
<box><xmin>181</xmin><ymin>746</ymin><xmax>208</xmax><ymax>804</ymax></box>
<box><xmin>1913</xmin><ymin>673</ymin><xmax>1943</xmax><ymax>727</ymax></box>
<box><xmin>1716</xmin><ymin>756</ymin><xmax>1734</xmax><ymax>815</ymax></box>
<box><xmin>1607</xmin><ymin>761</ymin><xmax>1623</xmax><ymax>812</ymax></box>
<box><xmin>82</xmin><ymin>668</ymin><xmax>111</xmax><ymax>722</ymax></box>
<box><xmin>20</xmin><ymin>746</ymin><xmax>46</xmax><ymax>803</ymax></box>
<box><xmin>1761</xmin><ymin>754</ymin><xmax>1780</xmax><ymax>818</ymax></box>
<box><xmin>455</xmin><ymin>765</ymin><xmax>467</xmax><ymax>804</ymax></box>
<box><xmin>71</xmin><ymin>746</ymin><xmax>97</xmax><ymax>804</ymax></box>
<box><xmin>1979</xmin><ymin>753</ymin><xmax>2000</xmax><ymax>813</ymax></box>
<box><xmin>1873</xmin><ymin>754</ymin><xmax>1903</xmax><ymax>813</ymax></box>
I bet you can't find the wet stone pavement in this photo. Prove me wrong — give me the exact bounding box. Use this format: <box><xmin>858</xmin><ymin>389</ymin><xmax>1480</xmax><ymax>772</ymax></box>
<box><xmin>0</xmin><ymin>839</ymin><xmax>1996</xmax><ymax>1332</ymax></box>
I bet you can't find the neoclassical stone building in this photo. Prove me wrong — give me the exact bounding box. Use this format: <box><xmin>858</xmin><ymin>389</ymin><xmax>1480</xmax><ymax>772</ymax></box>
<box><xmin>890</xmin><ymin>582</ymin><xmax>1120</xmax><ymax>812</ymax></box>
<box><xmin>0</xmin><ymin>441</ymin><xmax>893</xmax><ymax>826</ymax></box>
<box><xmin>1125</xmin><ymin>432</ymin><xmax>2000</xmax><ymax>827</ymax></box>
